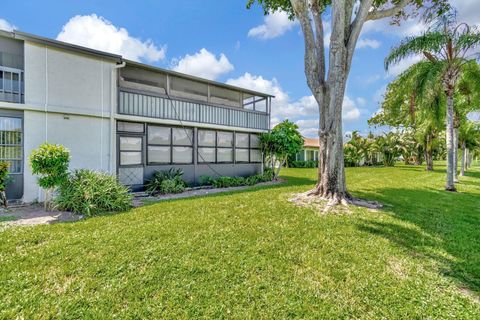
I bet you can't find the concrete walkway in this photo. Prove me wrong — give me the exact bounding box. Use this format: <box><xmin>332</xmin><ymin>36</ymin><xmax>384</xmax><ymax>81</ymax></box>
<box><xmin>0</xmin><ymin>204</ymin><xmax>82</xmax><ymax>227</ymax></box>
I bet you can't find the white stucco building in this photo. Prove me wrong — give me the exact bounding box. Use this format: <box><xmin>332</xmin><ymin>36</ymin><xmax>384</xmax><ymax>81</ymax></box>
<box><xmin>0</xmin><ymin>30</ymin><xmax>272</xmax><ymax>203</ymax></box>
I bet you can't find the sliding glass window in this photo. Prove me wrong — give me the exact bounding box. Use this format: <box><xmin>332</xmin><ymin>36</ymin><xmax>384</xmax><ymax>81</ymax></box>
<box><xmin>147</xmin><ymin>125</ymin><xmax>193</xmax><ymax>164</ymax></box>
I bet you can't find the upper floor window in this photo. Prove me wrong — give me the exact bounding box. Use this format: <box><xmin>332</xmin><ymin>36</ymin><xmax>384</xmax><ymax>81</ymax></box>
<box><xmin>0</xmin><ymin>67</ymin><xmax>24</xmax><ymax>104</ymax></box>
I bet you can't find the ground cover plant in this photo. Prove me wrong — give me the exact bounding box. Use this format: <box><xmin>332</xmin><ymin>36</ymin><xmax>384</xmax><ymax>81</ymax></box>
<box><xmin>55</xmin><ymin>169</ymin><xmax>132</xmax><ymax>216</ymax></box>
<box><xmin>0</xmin><ymin>163</ymin><xmax>479</xmax><ymax>318</ymax></box>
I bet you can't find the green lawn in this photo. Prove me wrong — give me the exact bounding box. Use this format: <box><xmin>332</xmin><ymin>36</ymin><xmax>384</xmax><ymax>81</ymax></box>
<box><xmin>1</xmin><ymin>163</ymin><xmax>479</xmax><ymax>318</ymax></box>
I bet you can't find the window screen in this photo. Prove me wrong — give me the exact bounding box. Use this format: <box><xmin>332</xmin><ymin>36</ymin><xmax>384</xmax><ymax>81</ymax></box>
<box><xmin>119</xmin><ymin>136</ymin><xmax>142</xmax><ymax>166</ymax></box>
<box><xmin>210</xmin><ymin>86</ymin><xmax>240</xmax><ymax>108</ymax></box>
<box><xmin>235</xmin><ymin>149</ymin><xmax>249</xmax><ymax>162</ymax></box>
<box><xmin>250</xmin><ymin>149</ymin><xmax>262</xmax><ymax>163</ymax></box>
<box><xmin>148</xmin><ymin>126</ymin><xmax>170</xmax><ymax>144</ymax></box>
<box><xmin>198</xmin><ymin>147</ymin><xmax>215</xmax><ymax>163</ymax></box>
<box><xmin>0</xmin><ymin>116</ymin><xmax>22</xmax><ymax>173</ymax></box>
<box><xmin>172</xmin><ymin>128</ymin><xmax>193</xmax><ymax>146</ymax></box>
<box><xmin>147</xmin><ymin>125</ymin><xmax>193</xmax><ymax>164</ymax></box>
<box><xmin>173</xmin><ymin>147</ymin><xmax>193</xmax><ymax>164</ymax></box>
<box><xmin>148</xmin><ymin>146</ymin><xmax>170</xmax><ymax>164</ymax></box>
<box><xmin>217</xmin><ymin>148</ymin><xmax>233</xmax><ymax>162</ymax></box>
<box><xmin>217</xmin><ymin>131</ymin><xmax>233</xmax><ymax>147</ymax></box>
<box><xmin>198</xmin><ymin>130</ymin><xmax>216</xmax><ymax>147</ymax></box>
<box><xmin>170</xmin><ymin>76</ymin><xmax>208</xmax><ymax>102</ymax></box>
<box><xmin>117</xmin><ymin>121</ymin><xmax>144</xmax><ymax>133</ymax></box>
<box><xmin>235</xmin><ymin>133</ymin><xmax>249</xmax><ymax>148</ymax></box>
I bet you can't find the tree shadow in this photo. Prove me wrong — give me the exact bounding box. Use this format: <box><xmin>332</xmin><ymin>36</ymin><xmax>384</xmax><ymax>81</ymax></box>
<box><xmin>353</xmin><ymin>187</ymin><xmax>480</xmax><ymax>295</ymax></box>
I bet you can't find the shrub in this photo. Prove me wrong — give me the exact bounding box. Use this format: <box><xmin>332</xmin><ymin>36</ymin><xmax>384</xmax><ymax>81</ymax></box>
<box><xmin>146</xmin><ymin>168</ymin><xmax>186</xmax><ymax>195</ymax></box>
<box><xmin>29</xmin><ymin>143</ymin><xmax>70</xmax><ymax>210</ymax></box>
<box><xmin>160</xmin><ymin>179</ymin><xmax>186</xmax><ymax>194</ymax></box>
<box><xmin>199</xmin><ymin>175</ymin><xmax>214</xmax><ymax>186</ymax></box>
<box><xmin>55</xmin><ymin>169</ymin><xmax>132</xmax><ymax>216</ymax></box>
<box><xmin>210</xmin><ymin>170</ymin><xmax>273</xmax><ymax>188</ymax></box>
<box><xmin>290</xmin><ymin>160</ymin><xmax>318</xmax><ymax>168</ymax></box>
<box><xmin>0</xmin><ymin>161</ymin><xmax>11</xmax><ymax>207</ymax></box>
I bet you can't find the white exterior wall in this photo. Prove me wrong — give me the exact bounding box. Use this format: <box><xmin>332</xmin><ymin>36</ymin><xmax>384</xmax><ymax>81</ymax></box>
<box><xmin>20</xmin><ymin>41</ymin><xmax>117</xmax><ymax>203</ymax></box>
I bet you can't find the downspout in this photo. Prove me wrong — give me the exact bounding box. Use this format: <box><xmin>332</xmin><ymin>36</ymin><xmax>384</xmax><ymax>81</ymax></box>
<box><xmin>110</xmin><ymin>60</ymin><xmax>126</xmax><ymax>173</ymax></box>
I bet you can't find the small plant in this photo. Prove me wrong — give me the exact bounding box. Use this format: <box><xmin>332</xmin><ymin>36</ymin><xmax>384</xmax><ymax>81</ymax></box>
<box><xmin>159</xmin><ymin>179</ymin><xmax>185</xmax><ymax>194</ymax></box>
<box><xmin>199</xmin><ymin>175</ymin><xmax>214</xmax><ymax>186</ymax></box>
<box><xmin>29</xmin><ymin>143</ymin><xmax>70</xmax><ymax>211</ymax></box>
<box><xmin>146</xmin><ymin>168</ymin><xmax>186</xmax><ymax>195</ymax></box>
<box><xmin>55</xmin><ymin>169</ymin><xmax>132</xmax><ymax>217</ymax></box>
<box><xmin>0</xmin><ymin>161</ymin><xmax>11</xmax><ymax>208</ymax></box>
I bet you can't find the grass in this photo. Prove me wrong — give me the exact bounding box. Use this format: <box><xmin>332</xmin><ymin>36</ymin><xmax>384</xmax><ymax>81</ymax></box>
<box><xmin>0</xmin><ymin>215</ymin><xmax>16</xmax><ymax>222</ymax></box>
<box><xmin>1</xmin><ymin>163</ymin><xmax>479</xmax><ymax>318</ymax></box>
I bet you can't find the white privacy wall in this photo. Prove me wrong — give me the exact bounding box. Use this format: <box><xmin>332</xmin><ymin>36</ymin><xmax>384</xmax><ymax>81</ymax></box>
<box><xmin>22</xmin><ymin>41</ymin><xmax>117</xmax><ymax>202</ymax></box>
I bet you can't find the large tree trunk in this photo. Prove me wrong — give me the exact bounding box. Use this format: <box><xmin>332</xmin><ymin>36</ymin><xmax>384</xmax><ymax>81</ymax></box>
<box><xmin>445</xmin><ymin>93</ymin><xmax>456</xmax><ymax>191</ymax></box>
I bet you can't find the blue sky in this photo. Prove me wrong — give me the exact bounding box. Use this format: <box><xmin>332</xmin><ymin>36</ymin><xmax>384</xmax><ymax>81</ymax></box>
<box><xmin>0</xmin><ymin>0</ymin><xmax>477</xmax><ymax>137</ymax></box>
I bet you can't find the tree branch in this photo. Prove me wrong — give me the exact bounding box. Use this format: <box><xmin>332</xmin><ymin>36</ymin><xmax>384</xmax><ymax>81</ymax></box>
<box><xmin>346</xmin><ymin>0</ymin><xmax>374</xmax><ymax>65</ymax></box>
<box><xmin>291</xmin><ymin>0</ymin><xmax>321</xmax><ymax>92</ymax></box>
<box><xmin>309</xmin><ymin>0</ymin><xmax>326</xmax><ymax>84</ymax></box>
<box><xmin>366</xmin><ymin>0</ymin><xmax>411</xmax><ymax>21</ymax></box>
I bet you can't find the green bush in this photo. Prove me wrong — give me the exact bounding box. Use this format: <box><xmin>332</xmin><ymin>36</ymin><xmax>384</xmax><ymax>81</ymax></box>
<box><xmin>29</xmin><ymin>143</ymin><xmax>70</xmax><ymax>189</ymax></box>
<box><xmin>29</xmin><ymin>143</ymin><xmax>70</xmax><ymax>210</ymax></box>
<box><xmin>210</xmin><ymin>170</ymin><xmax>274</xmax><ymax>188</ymax></box>
<box><xmin>0</xmin><ymin>161</ymin><xmax>11</xmax><ymax>207</ymax></box>
<box><xmin>160</xmin><ymin>179</ymin><xmax>185</xmax><ymax>194</ymax></box>
<box><xmin>0</xmin><ymin>161</ymin><xmax>11</xmax><ymax>192</ymax></box>
<box><xmin>55</xmin><ymin>169</ymin><xmax>132</xmax><ymax>216</ymax></box>
<box><xmin>146</xmin><ymin>168</ymin><xmax>186</xmax><ymax>195</ymax></box>
<box><xmin>290</xmin><ymin>160</ymin><xmax>318</xmax><ymax>168</ymax></box>
<box><xmin>199</xmin><ymin>175</ymin><xmax>214</xmax><ymax>186</ymax></box>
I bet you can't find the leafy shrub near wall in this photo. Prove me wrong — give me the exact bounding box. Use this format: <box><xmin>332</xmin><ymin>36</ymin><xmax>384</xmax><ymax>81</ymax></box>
<box><xmin>146</xmin><ymin>168</ymin><xmax>186</xmax><ymax>195</ymax></box>
<box><xmin>55</xmin><ymin>169</ymin><xmax>132</xmax><ymax>216</ymax></box>
<box><xmin>204</xmin><ymin>170</ymin><xmax>274</xmax><ymax>188</ymax></box>
<box><xmin>0</xmin><ymin>161</ymin><xmax>11</xmax><ymax>207</ymax></box>
<box><xmin>290</xmin><ymin>160</ymin><xmax>318</xmax><ymax>168</ymax></box>
<box><xmin>29</xmin><ymin>143</ymin><xmax>70</xmax><ymax>210</ymax></box>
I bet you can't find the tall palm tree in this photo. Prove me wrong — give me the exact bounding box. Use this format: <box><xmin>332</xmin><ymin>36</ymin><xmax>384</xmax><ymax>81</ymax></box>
<box><xmin>385</xmin><ymin>15</ymin><xmax>480</xmax><ymax>191</ymax></box>
<box><xmin>458</xmin><ymin>121</ymin><xmax>480</xmax><ymax>176</ymax></box>
<box><xmin>370</xmin><ymin>61</ymin><xmax>445</xmax><ymax>171</ymax></box>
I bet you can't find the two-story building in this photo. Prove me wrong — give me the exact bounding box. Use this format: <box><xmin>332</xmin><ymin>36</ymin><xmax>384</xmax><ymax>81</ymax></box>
<box><xmin>0</xmin><ymin>30</ymin><xmax>272</xmax><ymax>203</ymax></box>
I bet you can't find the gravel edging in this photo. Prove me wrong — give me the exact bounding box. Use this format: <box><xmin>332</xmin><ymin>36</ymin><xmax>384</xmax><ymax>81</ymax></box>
<box><xmin>133</xmin><ymin>179</ymin><xmax>285</xmax><ymax>206</ymax></box>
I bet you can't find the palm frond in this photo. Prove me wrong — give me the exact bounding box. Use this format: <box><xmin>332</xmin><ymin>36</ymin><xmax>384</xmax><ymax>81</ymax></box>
<box><xmin>385</xmin><ymin>32</ymin><xmax>448</xmax><ymax>71</ymax></box>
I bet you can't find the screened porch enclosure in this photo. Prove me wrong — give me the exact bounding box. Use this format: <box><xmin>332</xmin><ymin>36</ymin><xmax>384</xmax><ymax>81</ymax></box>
<box><xmin>118</xmin><ymin>65</ymin><xmax>271</xmax><ymax>131</ymax></box>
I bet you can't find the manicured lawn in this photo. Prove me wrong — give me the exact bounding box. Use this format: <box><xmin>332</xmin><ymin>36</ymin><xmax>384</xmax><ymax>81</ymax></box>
<box><xmin>1</xmin><ymin>163</ymin><xmax>479</xmax><ymax>318</ymax></box>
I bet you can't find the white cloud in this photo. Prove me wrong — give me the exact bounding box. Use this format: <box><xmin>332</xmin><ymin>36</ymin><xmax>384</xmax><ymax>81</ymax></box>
<box><xmin>248</xmin><ymin>11</ymin><xmax>297</xmax><ymax>39</ymax></box>
<box><xmin>0</xmin><ymin>18</ymin><xmax>15</xmax><ymax>31</ymax></box>
<box><xmin>227</xmin><ymin>73</ymin><xmax>361</xmax><ymax>136</ymax></box>
<box><xmin>343</xmin><ymin>96</ymin><xmax>361</xmax><ymax>121</ymax></box>
<box><xmin>171</xmin><ymin>48</ymin><xmax>234</xmax><ymax>80</ymax></box>
<box><xmin>357</xmin><ymin>38</ymin><xmax>381</xmax><ymax>49</ymax></box>
<box><xmin>356</xmin><ymin>97</ymin><xmax>367</xmax><ymax>107</ymax></box>
<box><xmin>56</xmin><ymin>14</ymin><xmax>166</xmax><ymax>63</ymax></box>
<box><xmin>451</xmin><ymin>0</ymin><xmax>480</xmax><ymax>27</ymax></box>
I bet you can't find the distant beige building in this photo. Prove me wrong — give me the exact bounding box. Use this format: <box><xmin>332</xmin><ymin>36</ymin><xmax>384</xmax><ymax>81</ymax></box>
<box><xmin>295</xmin><ymin>137</ymin><xmax>319</xmax><ymax>161</ymax></box>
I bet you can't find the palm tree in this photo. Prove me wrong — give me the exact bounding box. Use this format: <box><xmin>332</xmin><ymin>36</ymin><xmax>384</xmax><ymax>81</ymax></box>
<box><xmin>375</xmin><ymin>132</ymin><xmax>402</xmax><ymax>167</ymax></box>
<box><xmin>385</xmin><ymin>15</ymin><xmax>480</xmax><ymax>191</ymax></box>
<box><xmin>369</xmin><ymin>61</ymin><xmax>445</xmax><ymax>171</ymax></box>
<box><xmin>458</xmin><ymin>121</ymin><xmax>480</xmax><ymax>176</ymax></box>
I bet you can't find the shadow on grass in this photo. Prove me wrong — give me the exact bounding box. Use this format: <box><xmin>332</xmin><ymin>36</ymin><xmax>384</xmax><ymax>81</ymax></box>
<box><xmin>354</xmin><ymin>186</ymin><xmax>480</xmax><ymax>295</ymax></box>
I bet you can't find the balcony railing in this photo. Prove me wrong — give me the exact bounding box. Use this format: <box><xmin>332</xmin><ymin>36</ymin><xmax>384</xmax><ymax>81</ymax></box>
<box><xmin>0</xmin><ymin>66</ymin><xmax>24</xmax><ymax>104</ymax></box>
<box><xmin>118</xmin><ymin>90</ymin><xmax>270</xmax><ymax>130</ymax></box>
